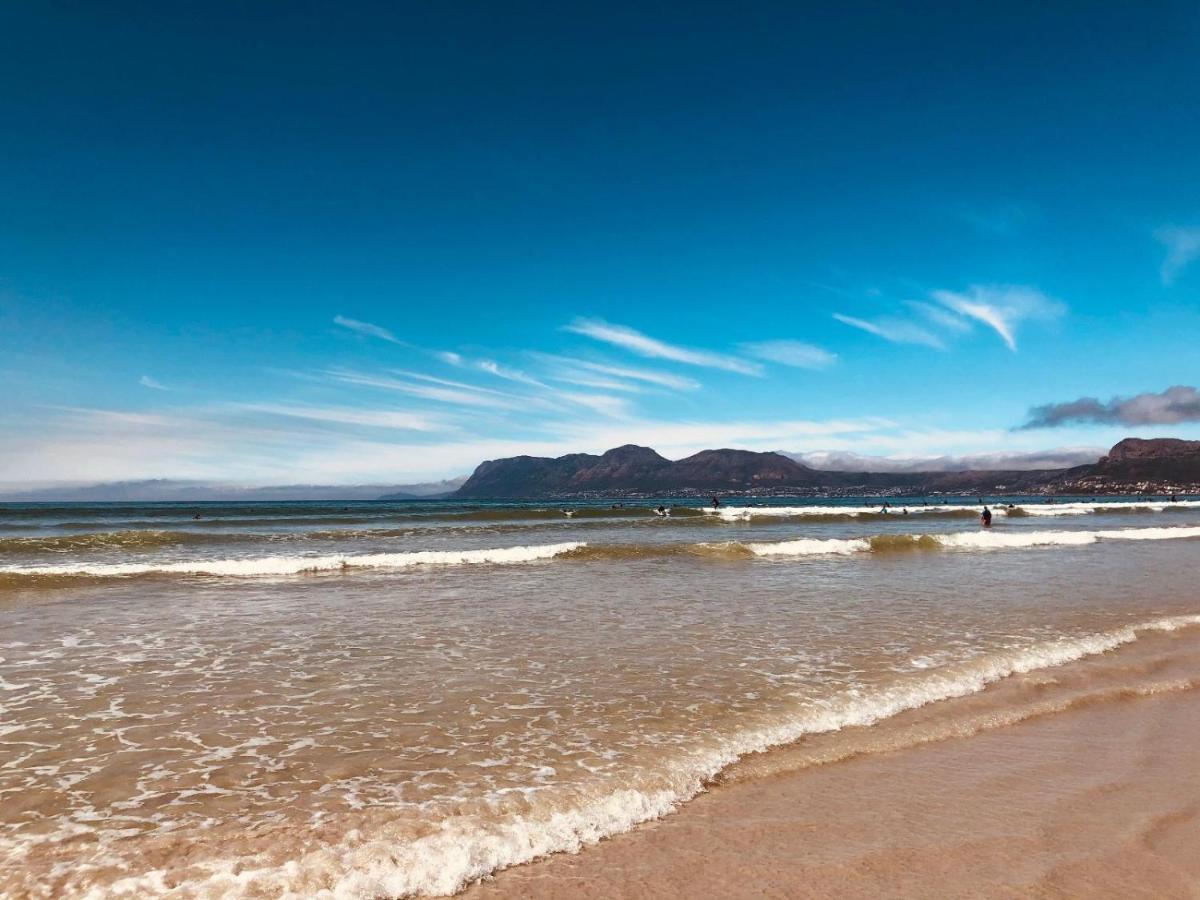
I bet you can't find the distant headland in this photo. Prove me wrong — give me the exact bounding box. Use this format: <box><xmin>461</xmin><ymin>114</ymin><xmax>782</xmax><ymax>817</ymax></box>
<box><xmin>450</xmin><ymin>438</ymin><xmax>1200</xmax><ymax>500</ymax></box>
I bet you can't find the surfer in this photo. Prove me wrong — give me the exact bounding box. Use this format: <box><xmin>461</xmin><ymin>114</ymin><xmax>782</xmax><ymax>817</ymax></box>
<box><xmin>981</xmin><ymin>505</ymin><xmax>993</xmax><ymax>527</ymax></box>
<box><xmin>711</xmin><ymin>496</ymin><xmax>721</xmax><ymax>509</ymax></box>
<box><xmin>655</xmin><ymin>505</ymin><xmax>669</xmax><ymax>517</ymax></box>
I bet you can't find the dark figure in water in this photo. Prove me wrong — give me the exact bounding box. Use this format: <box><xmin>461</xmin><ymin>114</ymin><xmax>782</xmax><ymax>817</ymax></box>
<box><xmin>192</xmin><ymin>513</ymin><xmax>202</xmax><ymax>520</ymax></box>
<box><xmin>1171</xmin><ymin>494</ymin><xmax>1179</xmax><ymax>502</ymax></box>
<box><xmin>981</xmin><ymin>506</ymin><xmax>993</xmax><ymax>527</ymax></box>
<box><xmin>711</xmin><ymin>496</ymin><xmax>721</xmax><ymax>509</ymax></box>
<box><xmin>656</xmin><ymin>505</ymin><xmax>669</xmax><ymax>517</ymax></box>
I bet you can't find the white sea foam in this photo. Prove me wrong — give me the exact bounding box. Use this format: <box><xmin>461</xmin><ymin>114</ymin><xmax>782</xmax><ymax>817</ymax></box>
<box><xmin>1012</xmin><ymin>500</ymin><xmax>1200</xmax><ymax>516</ymax></box>
<box><xmin>747</xmin><ymin>525</ymin><xmax>1200</xmax><ymax>557</ymax></box>
<box><xmin>707</xmin><ymin>504</ymin><xmax>968</xmax><ymax>520</ymax></box>
<box><xmin>747</xmin><ymin>537</ymin><xmax>870</xmax><ymax>556</ymax></box>
<box><xmin>0</xmin><ymin>542</ymin><xmax>586</xmax><ymax>579</ymax></box>
<box><xmin>711</xmin><ymin>500</ymin><xmax>1200</xmax><ymax>521</ymax></box>
<box><xmin>164</xmin><ymin>613</ymin><xmax>1200</xmax><ymax>898</ymax></box>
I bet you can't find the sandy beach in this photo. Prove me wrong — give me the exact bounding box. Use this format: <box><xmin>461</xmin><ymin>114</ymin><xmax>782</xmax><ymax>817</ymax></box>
<box><xmin>470</xmin><ymin>629</ymin><xmax>1200</xmax><ymax>899</ymax></box>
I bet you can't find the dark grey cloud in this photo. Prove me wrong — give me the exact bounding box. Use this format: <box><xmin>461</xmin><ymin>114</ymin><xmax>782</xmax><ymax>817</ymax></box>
<box><xmin>1020</xmin><ymin>385</ymin><xmax>1200</xmax><ymax>429</ymax></box>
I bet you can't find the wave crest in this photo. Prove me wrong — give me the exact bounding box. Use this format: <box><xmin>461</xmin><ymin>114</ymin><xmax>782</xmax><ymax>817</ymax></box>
<box><xmin>0</xmin><ymin>542</ymin><xmax>585</xmax><ymax>583</ymax></box>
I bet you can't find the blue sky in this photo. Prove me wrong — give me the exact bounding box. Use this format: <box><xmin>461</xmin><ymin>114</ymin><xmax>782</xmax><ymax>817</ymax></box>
<box><xmin>2</xmin><ymin>2</ymin><xmax>1199</xmax><ymax>485</ymax></box>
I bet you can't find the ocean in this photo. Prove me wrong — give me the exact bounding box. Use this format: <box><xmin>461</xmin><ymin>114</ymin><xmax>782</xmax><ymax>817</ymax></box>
<box><xmin>2</xmin><ymin>496</ymin><xmax>1199</xmax><ymax>897</ymax></box>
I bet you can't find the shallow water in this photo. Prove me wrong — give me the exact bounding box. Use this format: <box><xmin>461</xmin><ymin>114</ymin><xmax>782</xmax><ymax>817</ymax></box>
<box><xmin>1</xmin><ymin>496</ymin><xmax>1199</xmax><ymax>897</ymax></box>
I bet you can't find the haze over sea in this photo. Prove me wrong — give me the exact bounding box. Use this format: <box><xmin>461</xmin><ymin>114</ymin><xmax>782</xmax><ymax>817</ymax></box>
<box><xmin>3</xmin><ymin>496</ymin><xmax>1200</xmax><ymax>896</ymax></box>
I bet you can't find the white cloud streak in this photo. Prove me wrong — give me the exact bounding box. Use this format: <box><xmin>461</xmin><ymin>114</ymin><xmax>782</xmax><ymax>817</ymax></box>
<box><xmin>139</xmin><ymin>375</ymin><xmax>169</xmax><ymax>390</ymax></box>
<box><xmin>565</xmin><ymin>319</ymin><xmax>763</xmax><ymax>375</ymax></box>
<box><xmin>931</xmin><ymin>285</ymin><xmax>1064</xmax><ymax>351</ymax></box>
<box><xmin>906</xmin><ymin>301</ymin><xmax>971</xmax><ymax>333</ymax></box>
<box><xmin>739</xmin><ymin>340</ymin><xmax>837</xmax><ymax>370</ymax></box>
<box><xmin>333</xmin><ymin>315</ymin><xmax>402</xmax><ymax>344</ymax></box>
<box><xmin>235</xmin><ymin>404</ymin><xmax>450</xmax><ymax>432</ymax></box>
<box><xmin>477</xmin><ymin>359</ymin><xmax>546</xmax><ymax>387</ymax></box>
<box><xmin>832</xmin><ymin>313</ymin><xmax>945</xmax><ymax>349</ymax></box>
<box><xmin>327</xmin><ymin>369</ymin><xmax>524</xmax><ymax>410</ymax></box>
<box><xmin>533</xmin><ymin>354</ymin><xmax>701</xmax><ymax>391</ymax></box>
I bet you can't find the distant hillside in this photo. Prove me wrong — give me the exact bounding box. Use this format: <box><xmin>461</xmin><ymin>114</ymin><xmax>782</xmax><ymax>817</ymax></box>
<box><xmin>1059</xmin><ymin>438</ymin><xmax>1200</xmax><ymax>491</ymax></box>
<box><xmin>454</xmin><ymin>445</ymin><xmax>823</xmax><ymax>498</ymax></box>
<box><xmin>453</xmin><ymin>438</ymin><xmax>1200</xmax><ymax>499</ymax></box>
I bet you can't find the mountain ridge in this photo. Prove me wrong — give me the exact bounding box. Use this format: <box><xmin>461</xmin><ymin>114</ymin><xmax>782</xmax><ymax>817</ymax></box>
<box><xmin>453</xmin><ymin>438</ymin><xmax>1200</xmax><ymax>499</ymax></box>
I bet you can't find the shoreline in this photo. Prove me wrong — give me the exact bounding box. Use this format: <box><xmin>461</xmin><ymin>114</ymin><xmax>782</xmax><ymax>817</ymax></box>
<box><xmin>467</xmin><ymin>628</ymin><xmax>1200</xmax><ymax>899</ymax></box>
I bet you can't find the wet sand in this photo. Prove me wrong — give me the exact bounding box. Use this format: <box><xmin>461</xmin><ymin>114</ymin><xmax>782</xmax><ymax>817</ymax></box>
<box><xmin>471</xmin><ymin>638</ymin><xmax>1200</xmax><ymax>899</ymax></box>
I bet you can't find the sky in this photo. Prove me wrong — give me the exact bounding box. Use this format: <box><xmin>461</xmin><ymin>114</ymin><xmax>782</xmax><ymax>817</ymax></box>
<box><xmin>2</xmin><ymin>1</ymin><xmax>1200</xmax><ymax>486</ymax></box>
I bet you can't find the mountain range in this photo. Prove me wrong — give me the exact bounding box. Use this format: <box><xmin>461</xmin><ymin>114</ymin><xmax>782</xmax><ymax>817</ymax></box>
<box><xmin>452</xmin><ymin>438</ymin><xmax>1200</xmax><ymax>499</ymax></box>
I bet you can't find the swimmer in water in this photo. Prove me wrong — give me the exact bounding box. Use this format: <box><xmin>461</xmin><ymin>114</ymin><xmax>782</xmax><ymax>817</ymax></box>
<box><xmin>981</xmin><ymin>505</ymin><xmax>993</xmax><ymax>527</ymax></box>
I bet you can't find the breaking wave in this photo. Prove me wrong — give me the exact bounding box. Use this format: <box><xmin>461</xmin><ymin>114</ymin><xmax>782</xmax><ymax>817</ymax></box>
<box><xmin>710</xmin><ymin>500</ymin><xmax>1200</xmax><ymax>522</ymax></box>
<box><xmin>164</xmin><ymin>614</ymin><xmax>1200</xmax><ymax>897</ymax></box>
<box><xmin>5</xmin><ymin>525</ymin><xmax>1200</xmax><ymax>587</ymax></box>
<box><xmin>0</xmin><ymin>542</ymin><xmax>585</xmax><ymax>584</ymax></box>
<box><xmin>746</xmin><ymin>525</ymin><xmax>1200</xmax><ymax>557</ymax></box>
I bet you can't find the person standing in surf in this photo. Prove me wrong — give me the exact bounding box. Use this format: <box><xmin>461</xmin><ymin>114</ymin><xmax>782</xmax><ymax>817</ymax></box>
<box><xmin>981</xmin><ymin>505</ymin><xmax>993</xmax><ymax>527</ymax></box>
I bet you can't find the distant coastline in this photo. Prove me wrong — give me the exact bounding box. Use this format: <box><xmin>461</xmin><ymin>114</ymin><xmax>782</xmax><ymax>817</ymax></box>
<box><xmin>5</xmin><ymin>437</ymin><xmax>1199</xmax><ymax>503</ymax></box>
<box><xmin>451</xmin><ymin>437</ymin><xmax>1200</xmax><ymax>500</ymax></box>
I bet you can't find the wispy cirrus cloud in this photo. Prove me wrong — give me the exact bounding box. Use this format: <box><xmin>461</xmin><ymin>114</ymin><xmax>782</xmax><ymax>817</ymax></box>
<box><xmin>477</xmin><ymin>359</ymin><xmax>546</xmax><ymax>387</ymax></box>
<box><xmin>739</xmin><ymin>340</ymin><xmax>837</xmax><ymax>370</ymax></box>
<box><xmin>1155</xmin><ymin>226</ymin><xmax>1200</xmax><ymax>285</ymax></box>
<box><xmin>533</xmin><ymin>354</ymin><xmax>701</xmax><ymax>392</ymax></box>
<box><xmin>333</xmin><ymin>315</ymin><xmax>402</xmax><ymax>344</ymax></box>
<box><xmin>327</xmin><ymin>368</ymin><xmax>524</xmax><ymax>410</ymax></box>
<box><xmin>565</xmin><ymin>318</ymin><xmax>763</xmax><ymax>375</ymax></box>
<box><xmin>139</xmin><ymin>375</ymin><xmax>170</xmax><ymax>390</ymax></box>
<box><xmin>836</xmin><ymin>284</ymin><xmax>1063</xmax><ymax>352</ymax></box>
<box><xmin>930</xmin><ymin>285</ymin><xmax>1064</xmax><ymax>351</ymax></box>
<box><xmin>1020</xmin><ymin>385</ymin><xmax>1200</xmax><ymax>429</ymax></box>
<box><xmin>832</xmin><ymin>313</ymin><xmax>945</xmax><ymax>349</ymax></box>
<box><xmin>235</xmin><ymin>403</ymin><xmax>450</xmax><ymax>432</ymax></box>
<box><xmin>906</xmin><ymin>301</ymin><xmax>971</xmax><ymax>333</ymax></box>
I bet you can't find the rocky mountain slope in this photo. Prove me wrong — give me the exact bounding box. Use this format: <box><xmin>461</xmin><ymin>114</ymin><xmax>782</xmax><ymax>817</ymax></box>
<box><xmin>452</xmin><ymin>438</ymin><xmax>1200</xmax><ymax>499</ymax></box>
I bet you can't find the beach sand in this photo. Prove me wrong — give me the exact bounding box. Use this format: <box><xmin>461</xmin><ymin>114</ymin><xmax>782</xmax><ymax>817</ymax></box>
<box><xmin>469</xmin><ymin>632</ymin><xmax>1200</xmax><ymax>899</ymax></box>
